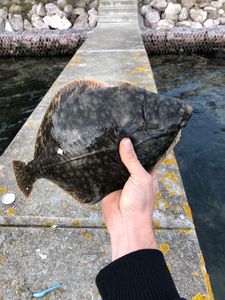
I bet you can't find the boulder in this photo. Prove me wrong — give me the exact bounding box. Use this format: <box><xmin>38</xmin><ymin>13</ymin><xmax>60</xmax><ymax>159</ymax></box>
<box><xmin>164</xmin><ymin>3</ymin><xmax>181</xmax><ymax>21</ymax></box>
<box><xmin>89</xmin><ymin>0</ymin><xmax>99</xmax><ymax>10</ymax></box>
<box><xmin>31</xmin><ymin>4</ymin><xmax>37</xmax><ymax>14</ymax></box>
<box><xmin>9</xmin><ymin>4</ymin><xmax>21</xmax><ymax>14</ymax></box>
<box><xmin>190</xmin><ymin>8</ymin><xmax>207</xmax><ymax>23</ymax></box>
<box><xmin>181</xmin><ymin>0</ymin><xmax>196</xmax><ymax>9</ymax></box>
<box><xmin>76</xmin><ymin>0</ymin><xmax>86</xmax><ymax>8</ymax></box>
<box><xmin>140</xmin><ymin>5</ymin><xmax>152</xmax><ymax>16</ymax></box>
<box><xmin>89</xmin><ymin>14</ymin><xmax>98</xmax><ymax>28</ymax></box>
<box><xmin>156</xmin><ymin>19</ymin><xmax>175</xmax><ymax>29</ymax></box>
<box><xmin>220</xmin><ymin>16</ymin><xmax>225</xmax><ymax>24</ymax></box>
<box><xmin>0</xmin><ymin>19</ymin><xmax>5</xmax><ymax>31</ymax></box>
<box><xmin>145</xmin><ymin>9</ymin><xmax>160</xmax><ymax>28</ymax></box>
<box><xmin>57</xmin><ymin>0</ymin><xmax>68</xmax><ymax>10</ymax></box>
<box><xmin>45</xmin><ymin>3</ymin><xmax>64</xmax><ymax>17</ymax></box>
<box><xmin>37</xmin><ymin>3</ymin><xmax>46</xmax><ymax>17</ymax></box>
<box><xmin>203</xmin><ymin>18</ymin><xmax>214</xmax><ymax>27</ymax></box>
<box><xmin>5</xmin><ymin>20</ymin><xmax>14</xmax><ymax>32</ymax></box>
<box><xmin>191</xmin><ymin>21</ymin><xmax>203</xmax><ymax>28</ymax></box>
<box><xmin>177</xmin><ymin>20</ymin><xmax>192</xmax><ymax>27</ymax></box>
<box><xmin>24</xmin><ymin>19</ymin><xmax>33</xmax><ymax>30</ymax></box>
<box><xmin>150</xmin><ymin>0</ymin><xmax>167</xmax><ymax>12</ymax></box>
<box><xmin>179</xmin><ymin>7</ymin><xmax>189</xmax><ymax>21</ymax></box>
<box><xmin>43</xmin><ymin>15</ymin><xmax>72</xmax><ymax>30</ymax></box>
<box><xmin>31</xmin><ymin>13</ymin><xmax>41</xmax><ymax>24</ymax></box>
<box><xmin>88</xmin><ymin>8</ymin><xmax>98</xmax><ymax>16</ymax></box>
<box><xmin>0</xmin><ymin>8</ymin><xmax>8</xmax><ymax>20</ymax></box>
<box><xmin>9</xmin><ymin>14</ymin><xmax>23</xmax><ymax>31</ymax></box>
<box><xmin>64</xmin><ymin>4</ymin><xmax>73</xmax><ymax>17</ymax></box>
<box><xmin>32</xmin><ymin>19</ymin><xmax>49</xmax><ymax>30</ymax></box>
<box><xmin>73</xmin><ymin>12</ymin><xmax>89</xmax><ymax>30</ymax></box>
<box><xmin>211</xmin><ymin>0</ymin><xmax>223</xmax><ymax>8</ymax></box>
<box><xmin>203</xmin><ymin>6</ymin><xmax>217</xmax><ymax>19</ymax></box>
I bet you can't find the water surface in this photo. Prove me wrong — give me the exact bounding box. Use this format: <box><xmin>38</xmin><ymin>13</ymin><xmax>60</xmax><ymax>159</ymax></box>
<box><xmin>0</xmin><ymin>57</ymin><xmax>70</xmax><ymax>155</ymax></box>
<box><xmin>150</xmin><ymin>54</ymin><xmax>225</xmax><ymax>299</ymax></box>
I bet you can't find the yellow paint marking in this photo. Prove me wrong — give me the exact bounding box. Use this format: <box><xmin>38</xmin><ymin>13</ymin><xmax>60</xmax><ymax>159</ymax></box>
<box><xmin>25</xmin><ymin>120</ymin><xmax>33</xmax><ymax>127</ymax></box>
<box><xmin>71</xmin><ymin>220</ymin><xmax>81</xmax><ymax>227</ymax></box>
<box><xmin>44</xmin><ymin>221</ymin><xmax>53</xmax><ymax>227</ymax></box>
<box><xmin>182</xmin><ymin>229</ymin><xmax>191</xmax><ymax>234</ymax></box>
<box><xmin>6</xmin><ymin>207</ymin><xmax>15</xmax><ymax>216</ymax></box>
<box><xmin>132</xmin><ymin>65</ymin><xmax>149</xmax><ymax>74</ymax></box>
<box><xmin>166</xmin><ymin>263</ymin><xmax>172</xmax><ymax>272</ymax></box>
<box><xmin>192</xmin><ymin>294</ymin><xmax>208</xmax><ymax>300</ymax></box>
<box><xmin>155</xmin><ymin>192</ymin><xmax>162</xmax><ymax>199</ymax></box>
<box><xmin>200</xmin><ymin>252</ymin><xmax>214</xmax><ymax>299</ymax></box>
<box><xmin>163</xmin><ymin>172</ymin><xmax>179</xmax><ymax>183</ymax></box>
<box><xmin>194</xmin><ymin>271</ymin><xmax>199</xmax><ymax>277</ymax></box>
<box><xmin>0</xmin><ymin>258</ymin><xmax>5</xmax><ymax>265</ymax></box>
<box><xmin>183</xmin><ymin>202</ymin><xmax>193</xmax><ymax>220</ymax></box>
<box><xmin>80</xmin><ymin>230</ymin><xmax>93</xmax><ymax>239</ymax></box>
<box><xmin>163</xmin><ymin>156</ymin><xmax>177</xmax><ymax>167</ymax></box>
<box><xmin>0</xmin><ymin>187</ymin><xmax>8</xmax><ymax>194</ymax></box>
<box><xmin>72</xmin><ymin>55</ymin><xmax>82</xmax><ymax>63</ymax></box>
<box><xmin>159</xmin><ymin>243</ymin><xmax>170</xmax><ymax>254</ymax></box>
<box><xmin>153</xmin><ymin>220</ymin><xmax>161</xmax><ymax>228</ymax></box>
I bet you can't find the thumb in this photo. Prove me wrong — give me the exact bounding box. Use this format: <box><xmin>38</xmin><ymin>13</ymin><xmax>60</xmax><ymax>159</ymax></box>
<box><xmin>119</xmin><ymin>138</ymin><xmax>148</xmax><ymax>179</ymax></box>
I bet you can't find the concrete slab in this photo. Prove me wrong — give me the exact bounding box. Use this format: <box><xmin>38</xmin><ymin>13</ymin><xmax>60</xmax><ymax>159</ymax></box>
<box><xmin>80</xmin><ymin>24</ymin><xmax>143</xmax><ymax>51</ymax></box>
<box><xmin>0</xmin><ymin>227</ymin><xmax>212</xmax><ymax>300</ymax></box>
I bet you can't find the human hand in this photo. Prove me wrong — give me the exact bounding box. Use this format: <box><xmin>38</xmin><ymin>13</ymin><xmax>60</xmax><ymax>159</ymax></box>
<box><xmin>102</xmin><ymin>138</ymin><xmax>158</xmax><ymax>261</ymax></box>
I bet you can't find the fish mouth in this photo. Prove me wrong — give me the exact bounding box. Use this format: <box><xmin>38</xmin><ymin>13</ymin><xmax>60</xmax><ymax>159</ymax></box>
<box><xmin>179</xmin><ymin>104</ymin><xmax>193</xmax><ymax>127</ymax></box>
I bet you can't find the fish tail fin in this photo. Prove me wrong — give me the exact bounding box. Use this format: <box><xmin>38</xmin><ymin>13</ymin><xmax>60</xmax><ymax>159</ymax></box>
<box><xmin>12</xmin><ymin>160</ymin><xmax>36</xmax><ymax>197</ymax></box>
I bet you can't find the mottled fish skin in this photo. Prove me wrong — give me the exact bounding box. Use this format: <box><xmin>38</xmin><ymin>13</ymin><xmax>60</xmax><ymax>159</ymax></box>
<box><xmin>13</xmin><ymin>79</ymin><xmax>192</xmax><ymax>203</ymax></box>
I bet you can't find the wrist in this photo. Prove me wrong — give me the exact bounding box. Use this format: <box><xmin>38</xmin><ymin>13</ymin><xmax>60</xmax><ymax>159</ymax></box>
<box><xmin>110</xmin><ymin>220</ymin><xmax>158</xmax><ymax>261</ymax></box>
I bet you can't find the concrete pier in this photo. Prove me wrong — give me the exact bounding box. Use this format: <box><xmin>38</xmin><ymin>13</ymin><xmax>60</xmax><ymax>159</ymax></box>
<box><xmin>0</xmin><ymin>0</ymin><xmax>214</xmax><ymax>299</ymax></box>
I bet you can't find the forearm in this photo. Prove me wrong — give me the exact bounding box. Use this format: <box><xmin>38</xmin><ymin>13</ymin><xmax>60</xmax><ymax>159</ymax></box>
<box><xmin>96</xmin><ymin>249</ymin><xmax>186</xmax><ymax>300</ymax></box>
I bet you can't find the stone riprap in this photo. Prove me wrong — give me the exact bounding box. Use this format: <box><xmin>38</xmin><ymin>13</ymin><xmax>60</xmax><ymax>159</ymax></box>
<box><xmin>140</xmin><ymin>0</ymin><xmax>225</xmax><ymax>30</ymax></box>
<box><xmin>0</xmin><ymin>0</ymin><xmax>98</xmax><ymax>32</ymax></box>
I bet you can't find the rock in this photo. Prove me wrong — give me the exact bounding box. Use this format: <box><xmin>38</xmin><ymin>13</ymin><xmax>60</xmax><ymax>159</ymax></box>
<box><xmin>143</xmin><ymin>0</ymin><xmax>151</xmax><ymax>4</ymax></box>
<box><xmin>218</xmin><ymin>8</ymin><xmax>224</xmax><ymax>15</ymax></box>
<box><xmin>31</xmin><ymin>13</ymin><xmax>41</xmax><ymax>24</ymax></box>
<box><xmin>177</xmin><ymin>20</ymin><xmax>192</xmax><ymax>27</ymax></box>
<box><xmin>140</xmin><ymin>5</ymin><xmax>152</xmax><ymax>16</ymax></box>
<box><xmin>9</xmin><ymin>4</ymin><xmax>21</xmax><ymax>14</ymax></box>
<box><xmin>5</xmin><ymin>20</ymin><xmax>14</xmax><ymax>32</ymax></box>
<box><xmin>76</xmin><ymin>0</ymin><xmax>86</xmax><ymax>8</ymax></box>
<box><xmin>156</xmin><ymin>19</ymin><xmax>174</xmax><ymax>29</ymax></box>
<box><xmin>191</xmin><ymin>21</ymin><xmax>203</xmax><ymax>28</ymax></box>
<box><xmin>64</xmin><ymin>4</ymin><xmax>73</xmax><ymax>17</ymax></box>
<box><xmin>9</xmin><ymin>14</ymin><xmax>23</xmax><ymax>31</ymax></box>
<box><xmin>181</xmin><ymin>0</ymin><xmax>196</xmax><ymax>9</ymax></box>
<box><xmin>31</xmin><ymin>4</ymin><xmax>37</xmax><ymax>14</ymax></box>
<box><xmin>179</xmin><ymin>7</ymin><xmax>189</xmax><ymax>21</ymax></box>
<box><xmin>32</xmin><ymin>19</ymin><xmax>49</xmax><ymax>29</ymax></box>
<box><xmin>145</xmin><ymin>9</ymin><xmax>160</xmax><ymax>28</ymax></box>
<box><xmin>164</xmin><ymin>3</ymin><xmax>181</xmax><ymax>21</ymax></box>
<box><xmin>203</xmin><ymin>6</ymin><xmax>217</xmax><ymax>19</ymax></box>
<box><xmin>220</xmin><ymin>16</ymin><xmax>225</xmax><ymax>24</ymax></box>
<box><xmin>214</xmin><ymin>19</ymin><xmax>220</xmax><ymax>25</ymax></box>
<box><xmin>45</xmin><ymin>3</ymin><xmax>64</xmax><ymax>17</ymax></box>
<box><xmin>12</xmin><ymin>0</ymin><xmax>21</xmax><ymax>4</ymax></box>
<box><xmin>0</xmin><ymin>8</ymin><xmax>8</xmax><ymax>20</ymax></box>
<box><xmin>211</xmin><ymin>0</ymin><xmax>222</xmax><ymax>8</ymax></box>
<box><xmin>73</xmin><ymin>12</ymin><xmax>89</xmax><ymax>30</ymax></box>
<box><xmin>43</xmin><ymin>15</ymin><xmax>72</xmax><ymax>30</ymax></box>
<box><xmin>88</xmin><ymin>8</ymin><xmax>97</xmax><ymax>16</ymax></box>
<box><xmin>150</xmin><ymin>0</ymin><xmax>167</xmax><ymax>12</ymax></box>
<box><xmin>37</xmin><ymin>3</ymin><xmax>46</xmax><ymax>17</ymax></box>
<box><xmin>88</xmin><ymin>0</ymin><xmax>99</xmax><ymax>10</ymax></box>
<box><xmin>24</xmin><ymin>19</ymin><xmax>33</xmax><ymax>30</ymax></box>
<box><xmin>190</xmin><ymin>8</ymin><xmax>207</xmax><ymax>23</ymax></box>
<box><xmin>88</xmin><ymin>13</ymin><xmax>98</xmax><ymax>28</ymax></box>
<box><xmin>0</xmin><ymin>19</ymin><xmax>5</xmax><ymax>31</ymax></box>
<box><xmin>203</xmin><ymin>18</ymin><xmax>214</xmax><ymax>27</ymax></box>
<box><xmin>57</xmin><ymin>0</ymin><xmax>68</xmax><ymax>10</ymax></box>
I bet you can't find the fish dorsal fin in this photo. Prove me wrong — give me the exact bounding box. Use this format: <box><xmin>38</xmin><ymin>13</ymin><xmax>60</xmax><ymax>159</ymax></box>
<box><xmin>34</xmin><ymin>79</ymin><xmax>109</xmax><ymax>159</ymax></box>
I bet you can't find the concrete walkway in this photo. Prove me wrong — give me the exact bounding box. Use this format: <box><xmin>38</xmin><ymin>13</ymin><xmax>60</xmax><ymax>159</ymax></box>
<box><xmin>0</xmin><ymin>0</ymin><xmax>213</xmax><ymax>299</ymax></box>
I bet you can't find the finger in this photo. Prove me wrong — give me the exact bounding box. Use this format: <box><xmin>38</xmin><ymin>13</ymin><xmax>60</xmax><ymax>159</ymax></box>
<box><xmin>119</xmin><ymin>138</ymin><xmax>148</xmax><ymax>179</ymax></box>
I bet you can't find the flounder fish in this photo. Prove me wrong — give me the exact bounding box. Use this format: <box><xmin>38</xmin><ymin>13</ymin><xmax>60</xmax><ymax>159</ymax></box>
<box><xmin>13</xmin><ymin>79</ymin><xmax>192</xmax><ymax>203</ymax></box>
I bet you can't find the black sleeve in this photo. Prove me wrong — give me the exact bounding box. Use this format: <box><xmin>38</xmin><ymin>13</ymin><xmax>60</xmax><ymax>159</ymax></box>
<box><xmin>96</xmin><ymin>249</ymin><xmax>186</xmax><ymax>300</ymax></box>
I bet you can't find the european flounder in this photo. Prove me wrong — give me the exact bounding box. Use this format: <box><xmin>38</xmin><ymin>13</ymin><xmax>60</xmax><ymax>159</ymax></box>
<box><xmin>13</xmin><ymin>79</ymin><xmax>192</xmax><ymax>203</ymax></box>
